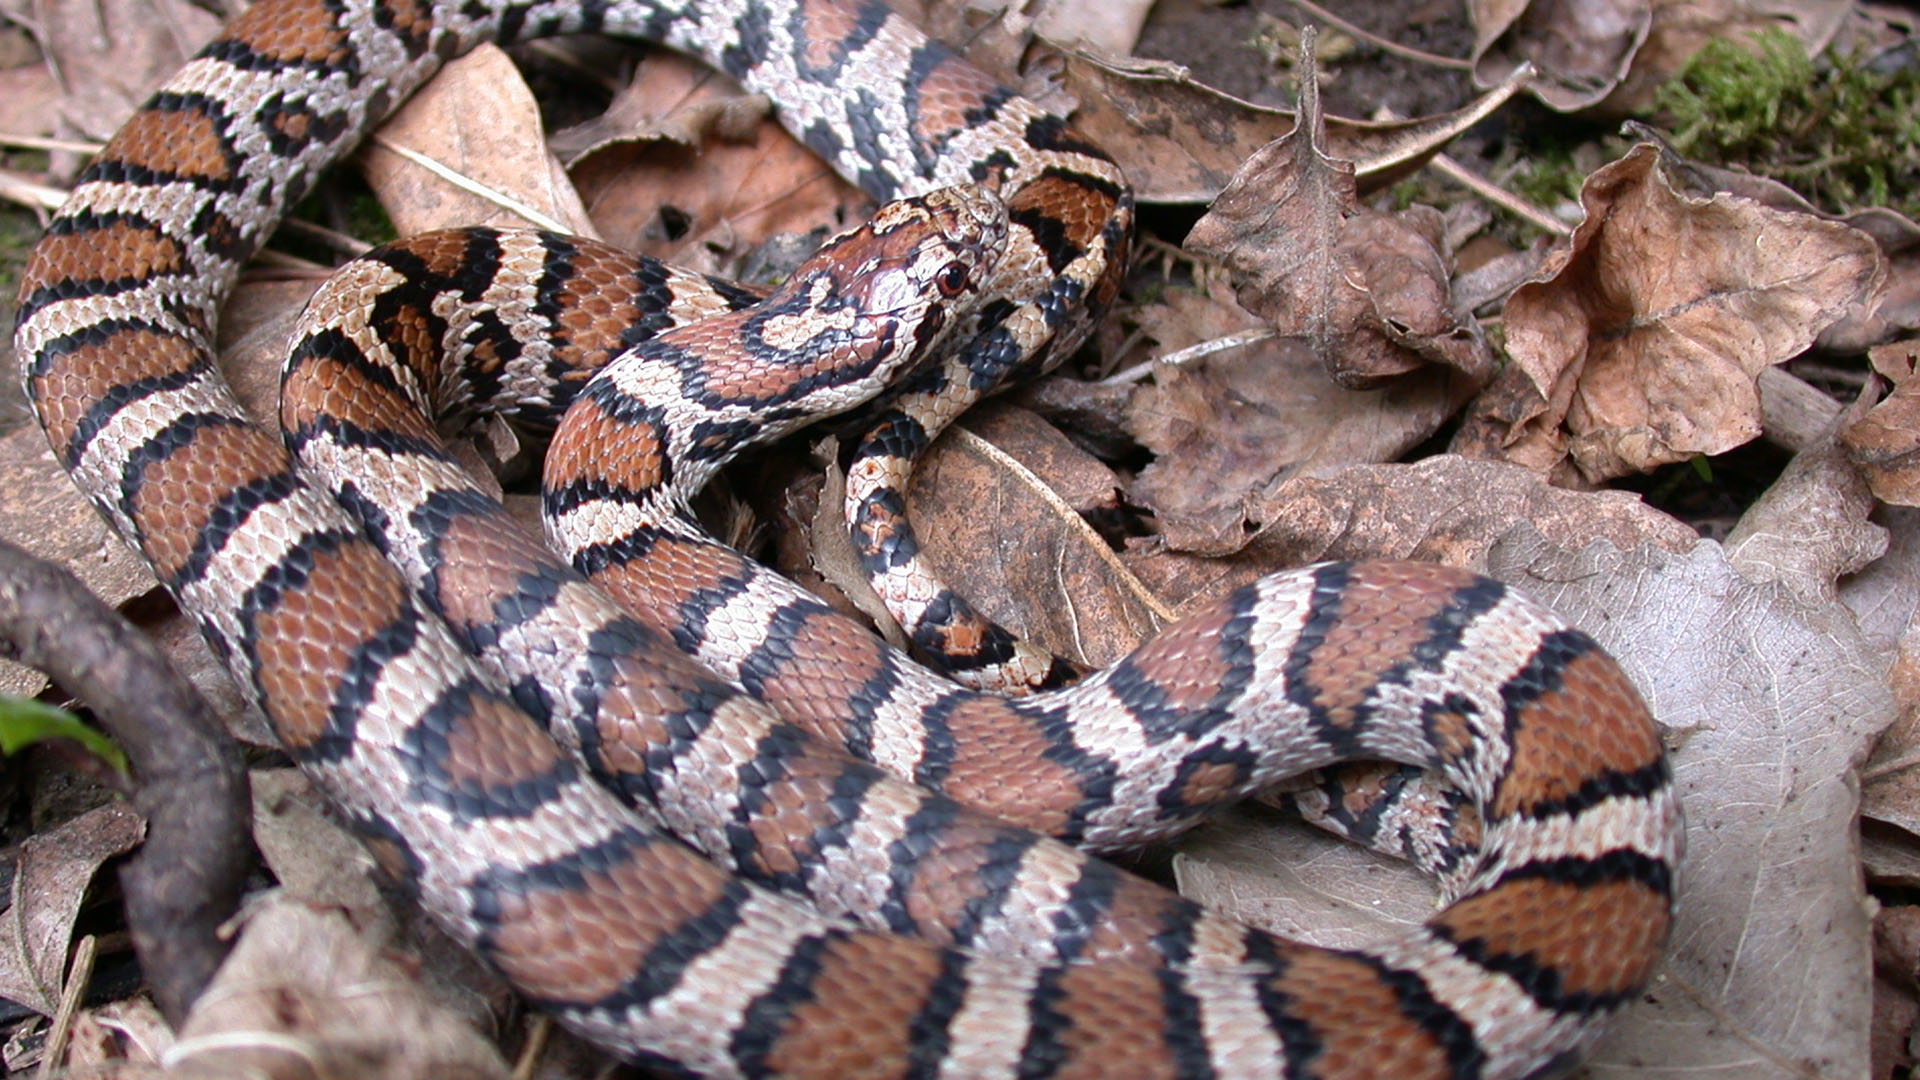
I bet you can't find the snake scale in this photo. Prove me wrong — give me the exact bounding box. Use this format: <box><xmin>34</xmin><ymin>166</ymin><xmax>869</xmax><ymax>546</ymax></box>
<box><xmin>14</xmin><ymin>0</ymin><xmax>1682</xmax><ymax>1076</ymax></box>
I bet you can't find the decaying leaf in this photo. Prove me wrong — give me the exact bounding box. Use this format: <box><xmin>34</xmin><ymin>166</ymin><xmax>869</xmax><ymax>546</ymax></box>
<box><xmin>1456</xmin><ymin>141</ymin><xmax>1883</xmax><ymax>485</ymax></box>
<box><xmin>0</xmin><ymin>803</ymin><xmax>143</xmax><ymax>1019</ymax></box>
<box><xmin>1604</xmin><ymin>0</ymin><xmax>1852</xmax><ymax>113</ymax></box>
<box><xmin>905</xmin><ymin>403</ymin><xmax>1165</xmax><ymax>668</ymax></box>
<box><xmin>25</xmin><ymin>0</ymin><xmax>219</xmax><ymax>143</ymax></box>
<box><xmin>1469</xmin><ymin>0</ymin><xmax>1651</xmax><ymax>111</ymax></box>
<box><xmin>1053</xmin><ymin>49</ymin><xmax>1533</xmax><ymax>204</ymax></box>
<box><xmin>568</xmin><ymin>52</ymin><xmax>867</xmax><ymax>275</ymax></box>
<box><xmin>1840</xmin><ymin>339</ymin><xmax>1920</xmax><ymax>506</ymax></box>
<box><xmin>166</xmin><ymin>901</ymin><xmax>512</xmax><ymax>1080</ymax></box>
<box><xmin>1723</xmin><ymin>440</ymin><xmax>1886</xmax><ymax>602</ymax></box>
<box><xmin>1126</xmin><ymin>456</ymin><xmax>1698</xmax><ymax>608</ymax></box>
<box><xmin>1186</xmin><ymin>44</ymin><xmax>1492</xmax><ymax>392</ymax></box>
<box><xmin>362</xmin><ymin>45</ymin><xmax>598</xmax><ymax>238</ymax></box>
<box><xmin>1123</xmin><ymin>284</ymin><xmax>1477</xmax><ymax>555</ymax></box>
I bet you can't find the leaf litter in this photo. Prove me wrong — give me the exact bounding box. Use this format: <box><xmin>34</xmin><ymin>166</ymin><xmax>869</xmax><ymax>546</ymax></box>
<box><xmin>0</xmin><ymin>0</ymin><xmax>1916</xmax><ymax>1076</ymax></box>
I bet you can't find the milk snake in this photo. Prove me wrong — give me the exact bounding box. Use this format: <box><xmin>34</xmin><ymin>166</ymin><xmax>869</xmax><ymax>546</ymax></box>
<box><xmin>14</xmin><ymin>0</ymin><xmax>1681</xmax><ymax>1076</ymax></box>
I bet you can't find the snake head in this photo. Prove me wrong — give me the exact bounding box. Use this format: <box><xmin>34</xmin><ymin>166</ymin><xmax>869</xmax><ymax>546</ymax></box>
<box><xmin>759</xmin><ymin>185</ymin><xmax>1008</xmax><ymax>355</ymax></box>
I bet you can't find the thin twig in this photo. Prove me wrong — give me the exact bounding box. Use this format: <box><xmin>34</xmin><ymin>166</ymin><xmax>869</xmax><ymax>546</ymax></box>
<box><xmin>1430</xmin><ymin>153</ymin><xmax>1572</xmax><ymax>237</ymax></box>
<box><xmin>37</xmin><ymin>934</ymin><xmax>95</xmax><ymax>1078</ymax></box>
<box><xmin>1098</xmin><ymin>329</ymin><xmax>1277</xmax><ymax>387</ymax></box>
<box><xmin>0</xmin><ymin>539</ymin><xmax>251</xmax><ymax>1027</ymax></box>
<box><xmin>1276</xmin><ymin>0</ymin><xmax>1474</xmax><ymax>70</ymax></box>
<box><xmin>367</xmin><ymin>133</ymin><xmax>573</xmax><ymax>233</ymax></box>
<box><xmin>0</xmin><ymin>132</ymin><xmax>103</xmax><ymax>155</ymax></box>
<box><xmin>950</xmin><ymin>428</ymin><xmax>1176</xmax><ymax>626</ymax></box>
<box><xmin>0</xmin><ymin>168</ymin><xmax>69</xmax><ymax>212</ymax></box>
<box><xmin>276</xmin><ymin>216</ymin><xmax>375</xmax><ymax>259</ymax></box>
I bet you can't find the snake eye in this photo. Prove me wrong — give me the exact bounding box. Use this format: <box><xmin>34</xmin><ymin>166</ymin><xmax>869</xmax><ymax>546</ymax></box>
<box><xmin>935</xmin><ymin>260</ymin><xmax>970</xmax><ymax>297</ymax></box>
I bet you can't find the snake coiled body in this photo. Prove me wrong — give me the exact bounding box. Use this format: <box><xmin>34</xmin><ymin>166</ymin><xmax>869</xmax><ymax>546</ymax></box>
<box><xmin>15</xmin><ymin>0</ymin><xmax>1681</xmax><ymax>1076</ymax></box>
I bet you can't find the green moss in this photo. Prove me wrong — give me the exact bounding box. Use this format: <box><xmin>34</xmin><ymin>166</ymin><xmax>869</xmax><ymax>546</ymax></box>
<box><xmin>1652</xmin><ymin>28</ymin><xmax>1920</xmax><ymax>218</ymax></box>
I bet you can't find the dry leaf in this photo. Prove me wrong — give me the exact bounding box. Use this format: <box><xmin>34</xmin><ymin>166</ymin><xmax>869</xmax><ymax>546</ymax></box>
<box><xmin>1723</xmin><ymin>441</ymin><xmax>1887</xmax><ymax>602</ymax></box>
<box><xmin>1455</xmin><ymin>142</ymin><xmax>1883</xmax><ymax>485</ymax></box>
<box><xmin>0</xmin><ymin>803</ymin><xmax>143</xmax><ymax>1018</ymax></box>
<box><xmin>1125</xmin><ymin>456</ymin><xmax>1698</xmax><ymax>609</ymax></box>
<box><xmin>1604</xmin><ymin>0</ymin><xmax>1852</xmax><ymax>113</ymax></box>
<box><xmin>1185</xmin><ymin>65</ymin><xmax>1492</xmax><ymax>391</ymax></box>
<box><xmin>1469</xmin><ymin>0</ymin><xmax>1651</xmax><ymax>111</ymax></box>
<box><xmin>1686</xmin><ymin>163</ymin><xmax>1920</xmax><ymax>351</ymax></box>
<box><xmin>0</xmin><ymin>61</ymin><xmax>62</xmax><ymax>143</ymax></box>
<box><xmin>362</xmin><ymin>45</ymin><xmax>597</xmax><ymax>237</ymax></box>
<box><xmin>26</xmin><ymin>0</ymin><xmax>219</xmax><ymax>144</ymax></box>
<box><xmin>167</xmin><ymin>901</ymin><xmax>512</xmax><ymax>1080</ymax></box>
<box><xmin>905</xmin><ymin>403</ymin><xmax>1163</xmax><ymax>668</ymax></box>
<box><xmin>1050</xmin><ymin>49</ymin><xmax>1532</xmax><ymax>204</ymax></box>
<box><xmin>1841</xmin><ymin>339</ymin><xmax>1920</xmax><ymax>506</ymax></box>
<box><xmin>1123</xmin><ymin>284</ymin><xmax>1476</xmax><ymax>555</ymax></box>
<box><xmin>568</xmin><ymin>52</ymin><xmax>866</xmax><ymax>276</ymax></box>
<box><xmin>1850</xmin><ymin>500</ymin><xmax>1920</xmax><ymax>843</ymax></box>
<box><xmin>1031</xmin><ymin>0</ymin><xmax>1152</xmax><ymax>54</ymax></box>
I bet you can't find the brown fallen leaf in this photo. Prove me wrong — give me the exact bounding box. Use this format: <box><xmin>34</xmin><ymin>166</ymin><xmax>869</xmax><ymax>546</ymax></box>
<box><xmin>26</xmin><ymin>0</ymin><xmax>219</xmax><ymax>144</ymax></box>
<box><xmin>0</xmin><ymin>61</ymin><xmax>62</xmax><ymax>146</ymax></box>
<box><xmin>567</xmin><ymin>52</ymin><xmax>866</xmax><ymax>276</ymax></box>
<box><xmin>166</xmin><ymin>900</ymin><xmax>512</xmax><ymax>1080</ymax></box>
<box><xmin>1185</xmin><ymin>37</ymin><xmax>1493</xmax><ymax>391</ymax></box>
<box><xmin>362</xmin><ymin>45</ymin><xmax>598</xmax><ymax>237</ymax></box>
<box><xmin>1454</xmin><ymin>141</ymin><xmax>1883</xmax><ymax>485</ymax></box>
<box><xmin>1852</xmin><ymin>503</ymin><xmax>1920</xmax><ymax>842</ymax></box>
<box><xmin>1125</xmin><ymin>455</ymin><xmax>1698</xmax><ymax>608</ymax></box>
<box><xmin>1682</xmin><ymin>163</ymin><xmax>1920</xmax><ymax>352</ymax></box>
<box><xmin>1723</xmin><ymin>440</ymin><xmax>1887</xmax><ymax>603</ymax></box>
<box><xmin>1603</xmin><ymin>0</ymin><xmax>1851</xmax><ymax>113</ymax></box>
<box><xmin>1053</xmin><ymin>48</ymin><xmax>1533</xmax><ymax>204</ymax></box>
<box><xmin>1123</xmin><ymin>283</ymin><xmax>1476</xmax><ymax>555</ymax></box>
<box><xmin>0</xmin><ymin>803</ymin><xmax>144</xmax><ymax>1019</ymax></box>
<box><xmin>1840</xmin><ymin>339</ymin><xmax>1920</xmax><ymax>506</ymax></box>
<box><xmin>1468</xmin><ymin>0</ymin><xmax>1650</xmax><ymax>112</ymax></box>
<box><xmin>903</xmin><ymin>403</ymin><xmax>1166</xmax><ymax>668</ymax></box>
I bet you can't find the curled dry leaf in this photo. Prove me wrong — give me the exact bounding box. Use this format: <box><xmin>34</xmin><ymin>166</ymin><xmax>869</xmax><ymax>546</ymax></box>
<box><xmin>362</xmin><ymin>45</ymin><xmax>598</xmax><ymax>238</ymax></box>
<box><xmin>1124</xmin><ymin>285</ymin><xmax>1476</xmax><ymax>555</ymax></box>
<box><xmin>0</xmin><ymin>802</ymin><xmax>144</xmax><ymax>1019</ymax></box>
<box><xmin>1468</xmin><ymin>0</ymin><xmax>1650</xmax><ymax>111</ymax></box>
<box><xmin>1185</xmin><ymin>61</ymin><xmax>1493</xmax><ymax>392</ymax></box>
<box><xmin>1455</xmin><ymin>141</ymin><xmax>1883</xmax><ymax>485</ymax></box>
<box><xmin>1840</xmin><ymin>339</ymin><xmax>1920</xmax><ymax>506</ymax></box>
<box><xmin>1688</xmin><ymin>162</ymin><xmax>1920</xmax><ymax>351</ymax></box>
<box><xmin>1723</xmin><ymin>441</ymin><xmax>1887</xmax><ymax>603</ymax></box>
